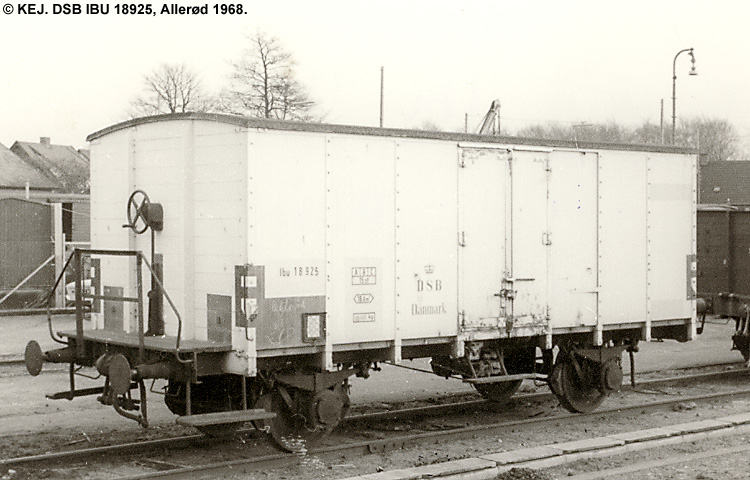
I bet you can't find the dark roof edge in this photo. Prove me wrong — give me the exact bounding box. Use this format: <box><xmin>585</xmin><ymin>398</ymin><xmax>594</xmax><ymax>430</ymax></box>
<box><xmin>0</xmin><ymin>185</ymin><xmax>57</xmax><ymax>191</ymax></box>
<box><xmin>698</xmin><ymin>204</ymin><xmax>742</xmax><ymax>211</ymax></box>
<box><xmin>0</xmin><ymin>191</ymin><xmax>90</xmax><ymax>201</ymax></box>
<box><xmin>87</xmin><ymin>112</ymin><xmax>699</xmax><ymax>155</ymax></box>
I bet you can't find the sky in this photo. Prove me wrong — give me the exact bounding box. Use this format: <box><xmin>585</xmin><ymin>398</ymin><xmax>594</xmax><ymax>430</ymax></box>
<box><xmin>1</xmin><ymin>1</ymin><xmax>749</xmax><ymax>153</ymax></box>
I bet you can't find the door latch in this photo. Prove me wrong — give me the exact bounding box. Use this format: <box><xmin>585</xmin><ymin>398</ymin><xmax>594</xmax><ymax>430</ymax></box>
<box><xmin>542</xmin><ymin>231</ymin><xmax>552</xmax><ymax>246</ymax></box>
<box><xmin>494</xmin><ymin>288</ymin><xmax>515</xmax><ymax>299</ymax></box>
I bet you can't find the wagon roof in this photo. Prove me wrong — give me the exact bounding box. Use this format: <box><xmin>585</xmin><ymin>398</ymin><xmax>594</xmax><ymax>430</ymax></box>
<box><xmin>87</xmin><ymin>112</ymin><xmax>698</xmax><ymax>155</ymax></box>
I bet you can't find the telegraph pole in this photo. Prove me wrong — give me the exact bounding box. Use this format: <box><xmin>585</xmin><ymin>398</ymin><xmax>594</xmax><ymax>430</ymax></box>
<box><xmin>379</xmin><ymin>67</ymin><xmax>384</xmax><ymax>128</ymax></box>
<box><xmin>660</xmin><ymin>99</ymin><xmax>664</xmax><ymax>144</ymax></box>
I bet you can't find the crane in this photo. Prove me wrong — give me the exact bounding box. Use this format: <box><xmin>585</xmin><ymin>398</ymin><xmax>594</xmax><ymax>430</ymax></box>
<box><xmin>477</xmin><ymin>99</ymin><xmax>501</xmax><ymax>135</ymax></box>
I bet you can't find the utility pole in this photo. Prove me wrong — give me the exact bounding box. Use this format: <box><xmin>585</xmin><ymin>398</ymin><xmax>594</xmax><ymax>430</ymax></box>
<box><xmin>660</xmin><ymin>99</ymin><xmax>664</xmax><ymax>144</ymax></box>
<box><xmin>671</xmin><ymin>48</ymin><xmax>697</xmax><ymax>144</ymax></box>
<box><xmin>379</xmin><ymin>67</ymin><xmax>384</xmax><ymax>128</ymax></box>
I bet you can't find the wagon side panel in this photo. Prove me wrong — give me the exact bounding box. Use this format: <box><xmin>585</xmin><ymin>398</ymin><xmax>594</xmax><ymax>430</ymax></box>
<box><xmin>395</xmin><ymin>139</ymin><xmax>458</xmax><ymax>341</ymax></box>
<box><xmin>90</xmin><ymin>128</ymin><xmax>131</xmax><ymax>254</ymax></box>
<box><xmin>647</xmin><ymin>152</ymin><xmax>696</xmax><ymax>324</ymax></box>
<box><xmin>696</xmin><ymin>210</ymin><xmax>730</xmax><ymax>295</ymax></box>
<box><xmin>546</xmin><ymin>150</ymin><xmax>599</xmax><ymax>329</ymax></box>
<box><xmin>191</xmin><ymin>122</ymin><xmax>249</xmax><ymax>342</ymax></box>
<box><xmin>507</xmin><ymin>149</ymin><xmax>549</xmax><ymax>331</ymax></box>
<box><xmin>246</xmin><ymin>130</ymin><xmax>327</xmax><ymax>350</ymax></box>
<box><xmin>131</xmin><ymin>122</ymin><xmax>192</xmax><ymax>338</ymax></box>
<box><xmin>128</xmin><ymin>121</ymin><xmax>247</xmax><ymax>341</ymax></box>
<box><xmin>90</xmin><ymin>127</ymin><xmax>140</xmax><ymax>334</ymax></box>
<box><xmin>727</xmin><ymin>211</ymin><xmax>750</xmax><ymax>296</ymax></box>
<box><xmin>326</xmin><ymin>136</ymin><xmax>396</xmax><ymax>345</ymax></box>
<box><xmin>456</xmin><ymin>147</ymin><xmax>509</xmax><ymax>332</ymax></box>
<box><xmin>598</xmin><ymin>152</ymin><xmax>649</xmax><ymax>325</ymax></box>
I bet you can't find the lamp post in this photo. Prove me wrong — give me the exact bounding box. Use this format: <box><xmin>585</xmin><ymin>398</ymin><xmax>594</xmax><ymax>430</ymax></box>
<box><xmin>672</xmin><ymin>48</ymin><xmax>697</xmax><ymax>144</ymax></box>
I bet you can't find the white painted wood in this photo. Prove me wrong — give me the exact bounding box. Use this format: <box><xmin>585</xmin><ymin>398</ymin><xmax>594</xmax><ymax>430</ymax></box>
<box><xmin>53</xmin><ymin>203</ymin><xmax>65</xmax><ymax>308</ymax></box>
<box><xmin>88</xmin><ymin>117</ymin><xmax>696</xmax><ymax>357</ymax></box>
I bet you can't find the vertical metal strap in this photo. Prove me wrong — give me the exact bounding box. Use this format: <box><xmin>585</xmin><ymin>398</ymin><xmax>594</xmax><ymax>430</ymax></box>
<box><xmin>241</xmin><ymin>375</ymin><xmax>247</xmax><ymax>410</ymax></box>
<box><xmin>595</xmin><ymin>153</ymin><xmax>603</xmax><ymax>347</ymax></box>
<box><xmin>139</xmin><ymin>380</ymin><xmax>148</xmax><ymax>426</ymax></box>
<box><xmin>185</xmin><ymin>380</ymin><xmax>192</xmax><ymax>416</ymax></box>
<box><xmin>68</xmin><ymin>361</ymin><xmax>76</xmax><ymax>398</ymax></box>
<box><xmin>147</xmin><ymin>254</ymin><xmax>164</xmax><ymax>336</ymax></box>
<box><xmin>74</xmin><ymin>249</ymin><xmax>85</xmax><ymax>359</ymax></box>
<box><xmin>234</xmin><ymin>264</ymin><xmax>247</xmax><ymax>327</ymax></box>
<box><xmin>136</xmin><ymin>254</ymin><xmax>145</xmax><ymax>365</ymax></box>
<box><xmin>727</xmin><ymin>210</ymin><xmax>735</xmax><ymax>293</ymax></box>
<box><xmin>91</xmin><ymin>258</ymin><xmax>101</xmax><ymax>314</ymax></box>
<box><xmin>644</xmin><ymin>157</ymin><xmax>652</xmax><ymax>342</ymax></box>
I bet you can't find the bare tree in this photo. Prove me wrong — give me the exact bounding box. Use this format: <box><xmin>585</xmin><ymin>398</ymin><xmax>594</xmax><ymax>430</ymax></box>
<box><xmin>677</xmin><ymin>117</ymin><xmax>739</xmax><ymax>161</ymax></box>
<box><xmin>515</xmin><ymin>117</ymin><xmax>741</xmax><ymax>160</ymax></box>
<box><xmin>516</xmin><ymin>121</ymin><xmax>633</xmax><ymax>144</ymax></box>
<box><xmin>631</xmin><ymin>121</ymin><xmax>663</xmax><ymax>145</ymax></box>
<box><xmin>130</xmin><ymin>63</ymin><xmax>212</xmax><ymax>117</ymax></box>
<box><xmin>414</xmin><ymin>120</ymin><xmax>442</xmax><ymax>131</ymax></box>
<box><xmin>515</xmin><ymin>123</ymin><xmax>581</xmax><ymax>141</ymax></box>
<box><xmin>221</xmin><ymin>31</ymin><xmax>315</xmax><ymax>121</ymax></box>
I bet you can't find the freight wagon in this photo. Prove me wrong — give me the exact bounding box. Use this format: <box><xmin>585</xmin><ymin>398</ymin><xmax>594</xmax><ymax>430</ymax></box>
<box><xmin>697</xmin><ymin>204</ymin><xmax>750</xmax><ymax>361</ymax></box>
<box><xmin>25</xmin><ymin>113</ymin><xmax>698</xmax><ymax>449</ymax></box>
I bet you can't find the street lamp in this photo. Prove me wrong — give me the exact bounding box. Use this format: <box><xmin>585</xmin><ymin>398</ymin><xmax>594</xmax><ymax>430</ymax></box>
<box><xmin>672</xmin><ymin>47</ymin><xmax>697</xmax><ymax>144</ymax></box>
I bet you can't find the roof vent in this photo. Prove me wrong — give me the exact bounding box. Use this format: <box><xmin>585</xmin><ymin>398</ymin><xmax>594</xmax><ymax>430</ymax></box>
<box><xmin>40</xmin><ymin>137</ymin><xmax>51</xmax><ymax>146</ymax></box>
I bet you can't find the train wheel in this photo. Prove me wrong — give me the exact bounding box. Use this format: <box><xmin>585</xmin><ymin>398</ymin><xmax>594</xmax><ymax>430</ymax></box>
<box><xmin>307</xmin><ymin>385</ymin><xmax>349</xmax><ymax>430</ymax></box>
<box><xmin>549</xmin><ymin>360</ymin><xmax>607</xmax><ymax>413</ymax></box>
<box><xmin>254</xmin><ymin>390</ymin><xmax>329</xmax><ymax>452</ymax></box>
<box><xmin>473</xmin><ymin>380</ymin><xmax>522</xmax><ymax>403</ymax></box>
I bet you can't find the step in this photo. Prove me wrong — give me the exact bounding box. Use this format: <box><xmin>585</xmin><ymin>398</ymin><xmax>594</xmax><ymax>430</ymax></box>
<box><xmin>176</xmin><ymin>409</ymin><xmax>275</xmax><ymax>427</ymax></box>
<box><xmin>463</xmin><ymin>373</ymin><xmax>538</xmax><ymax>384</ymax></box>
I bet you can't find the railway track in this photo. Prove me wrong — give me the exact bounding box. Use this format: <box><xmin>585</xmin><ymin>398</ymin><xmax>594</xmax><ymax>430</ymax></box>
<box><xmin>2</xmin><ymin>362</ymin><xmax>749</xmax><ymax>479</ymax></box>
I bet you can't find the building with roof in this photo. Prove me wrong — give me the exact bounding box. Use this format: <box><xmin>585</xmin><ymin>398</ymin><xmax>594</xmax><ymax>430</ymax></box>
<box><xmin>0</xmin><ymin>139</ymin><xmax>90</xmax><ymax>310</ymax></box>
<box><xmin>0</xmin><ymin>142</ymin><xmax>61</xmax><ymax>193</ymax></box>
<box><xmin>699</xmin><ymin>160</ymin><xmax>750</xmax><ymax>205</ymax></box>
<box><xmin>10</xmin><ymin>137</ymin><xmax>90</xmax><ymax>194</ymax></box>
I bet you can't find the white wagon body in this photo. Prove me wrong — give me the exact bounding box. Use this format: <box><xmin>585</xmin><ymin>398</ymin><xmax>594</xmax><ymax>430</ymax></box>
<box><xmin>25</xmin><ymin>113</ymin><xmax>697</xmax><ymax>440</ymax></box>
<box><xmin>86</xmin><ymin>114</ymin><xmax>696</xmax><ymax>368</ymax></box>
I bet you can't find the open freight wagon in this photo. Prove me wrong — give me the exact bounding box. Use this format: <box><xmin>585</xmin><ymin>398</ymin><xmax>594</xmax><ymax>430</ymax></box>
<box><xmin>697</xmin><ymin>204</ymin><xmax>750</xmax><ymax>361</ymax></box>
<box><xmin>25</xmin><ymin>113</ymin><xmax>698</xmax><ymax>449</ymax></box>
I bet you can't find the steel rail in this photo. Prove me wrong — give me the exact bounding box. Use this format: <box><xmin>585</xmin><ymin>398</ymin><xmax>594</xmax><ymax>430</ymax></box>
<box><xmin>0</xmin><ymin>435</ymin><xmax>207</xmax><ymax>467</ymax></box>
<box><xmin>113</xmin><ymin>372</ymin><xmax>750</xmax><ymax>479</ymax></box>
<box><xmin>3</xmin><ymin>365</ymin><xmax>748</xmax><ymax>473</ymax></box>
<box><xmin>346</xmin><ymin>363</ymin><xmax>750</xmax><ymax>423</ymax></box>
